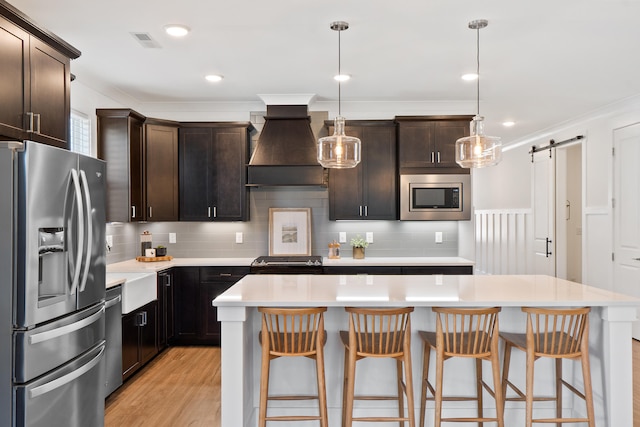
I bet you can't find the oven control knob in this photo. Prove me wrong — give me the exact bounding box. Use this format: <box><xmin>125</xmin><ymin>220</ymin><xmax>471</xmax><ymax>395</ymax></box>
<box><xmin>314</xmin><ymin>260</ymin><xmax>321</xmax><ymax>266</ymax></box>
<box><xmin>306</xmin><ymin>260</ymin><xmax>313</xmax><ymax>266</ymax></box>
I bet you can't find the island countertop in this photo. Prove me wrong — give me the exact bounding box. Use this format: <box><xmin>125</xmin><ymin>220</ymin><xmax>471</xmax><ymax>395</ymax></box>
<box><xmin>214</xmin><ymin>275</ymin><xmax>640</xmax><ymax>426</ymax></box>
<box><xmin>213</xmin><ymin>274</ymin><xmax>640</xmax><ymax>308</ymax></box>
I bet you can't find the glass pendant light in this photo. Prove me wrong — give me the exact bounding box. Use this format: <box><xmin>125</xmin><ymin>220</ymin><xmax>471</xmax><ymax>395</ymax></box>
<box><xmin>455</xmin><ymin>19</ymin><xmax>502</xmax><ymax>168</ymax></box>
<box><xmin>317</xmin><ymin>21</ymin><xmax>361</xmax><ymax>169</ymax></box>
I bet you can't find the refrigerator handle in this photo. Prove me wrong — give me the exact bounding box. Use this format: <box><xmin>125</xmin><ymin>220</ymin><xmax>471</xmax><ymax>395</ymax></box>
<box><xmin>69</xmin><ymin>169</ymin><xmax>85</xmax><ymax>295</ymax></box>
<box><xmin>29</xmin><ymin>306</ymin><xmax>105</xmax><ymax>344</ymax></box>
<box><xmin>78</xmin><ymin>170</ymin><xmax>93</xmax><ymax>292</ymax></box>
<box><xmin>29</xmin><ymin>344</ymin><xmax>105</xmax><ymax>399</ymax></box>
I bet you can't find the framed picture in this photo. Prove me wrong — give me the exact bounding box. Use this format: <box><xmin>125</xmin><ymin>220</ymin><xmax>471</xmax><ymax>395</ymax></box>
<box><xmin>269</xmin><ymin>208</ymin><xmax>312</xmax><ymax>256</ymax></box>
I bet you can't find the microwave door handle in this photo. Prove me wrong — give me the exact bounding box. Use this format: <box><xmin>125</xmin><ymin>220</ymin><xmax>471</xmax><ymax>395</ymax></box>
<box><xmin>78</xmin><ymin>170</ymin><xmax>92</xmax><ymax>292</ymax></box>
<box><xmin>69</xmin><ymin>169</ymin><xmax>84</xmax><ymax>295</ymax></box>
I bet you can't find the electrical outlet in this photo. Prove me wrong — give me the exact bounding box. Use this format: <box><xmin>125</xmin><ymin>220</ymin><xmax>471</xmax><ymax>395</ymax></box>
<box><xmin>236</xmin><ymin>232</ymin><xmax>243</xmax><ymax>243</ymax></box>
<box><xmin>366</xmin><ymin>232</ymin><xmax>373</xmax><ymax>243</ymax></box>
<box><xmin>169</xmin><ymin>233</ymin><xmax>176</xmax><ymax>244</ymax></box>
<box><xmin>339</xmin><ymin>232</ymin><xmax>347</xmax><ymax>243</ymax></box>
<box><xmin>435</xmin><ymin>232</ymin><xmax>443</xmax><ymax>243</ymax></box>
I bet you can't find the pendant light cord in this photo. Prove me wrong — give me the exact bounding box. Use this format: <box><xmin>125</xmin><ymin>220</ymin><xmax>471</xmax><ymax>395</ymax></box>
<box><xmin>476</xmin><ymin>25</ymin><xmax>480</xmax><ymax>117</ymax></box>
<box><xmin>338</xmin><ymin>28</ymin><xmax>342</xmax><ymax>116</ymax></box>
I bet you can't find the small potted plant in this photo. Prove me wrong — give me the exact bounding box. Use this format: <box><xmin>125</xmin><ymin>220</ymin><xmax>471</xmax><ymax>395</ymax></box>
<box><xmin>155</xmin><ymin>245</ymin><xmax>167</xmax><ymax>257</ymax></box>
<box><xmin>350</xmin><ymin>235</ymin><xmax>369</xmax><ymax>259</ymax></box>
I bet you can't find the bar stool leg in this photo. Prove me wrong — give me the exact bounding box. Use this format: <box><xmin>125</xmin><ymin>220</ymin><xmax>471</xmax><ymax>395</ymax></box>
<box><xmin>581</xmin><ymin>348</ymin><xmax>596</xmax><ymax>427</ymax></box>
<box><xmin>419</xmin><ymin>342</ymin><xmax>431</xmax><ymax>427</ymax></box>
<box><xmin>345</xmin><ymin>344</ymin><xmax>357</xmax><ymax>427</ymax></box>
<box><xmin>490</xmin><ymin>337</ymin><xmax>504</xmax><ymax>427</ymax></box>
<box><xmin>342</xmin><ymin>346</ymin><xmax>349</xmax><ymax>427</ymax></box>
<box><xmin>403</xmin><ymin>345</ymin><xmax>415</xmax><ymax>427</ymax></box>
<box><xmin>555</xmin><ymin>359</ymin><xmax>562</xmax><ymax>427</ymax></box>
<box><xmin>476</xmin><ymin>359</ymin><xmax>484</xmax><ymax>427</ymax></box>
<box><xmin>434</xmin><ymin>347</ymin><xmax>444</xmax><ymax>427</ymax></box>
<box><xmin>501</xmin><ymin>341</ymin><xmax>513</xmax><ymax>404</ymax></box>
<box><xmin>259</xmin><ymin>341</ymin><xmax>270</xmax><ymax>427</ymax></box>
<box><xmin>525</xmin><ymin>347</ymin><xmax>535</xmax><ymax>427</ymax></box>
<box><xmin>316</xmin><ymin>345</ymin><xmax>328</xmax><ymax>427</ymax></box>
<box><xmin>396</xmin><ymin>359</ymin><xmax>405</xmax><ymax>426</ymax></box>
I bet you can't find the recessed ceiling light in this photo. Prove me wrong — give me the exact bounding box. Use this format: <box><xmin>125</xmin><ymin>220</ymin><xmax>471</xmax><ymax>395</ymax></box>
<box><xmin>164</xmin><ymin>24</ymin><xmax>190</xmax><ymax>37</ymax></box>
<box><xmin>502</xmin><ymin>121</ymin><xmax>515</xmax><ymax>127</ymax></box>
<box><xmin>205</xmin><ymin>74</ymin><xmax>223</xmax><ymax>82</ymax></box>
<box><xmin>334</xmin><ymin>74</ymin><xmax>351</xmax><ymax>82</ymax></box>
<box><xmin>461</xmin><ymin>73</ymin><xmax>478</xmax><ymax>81</ymax></box>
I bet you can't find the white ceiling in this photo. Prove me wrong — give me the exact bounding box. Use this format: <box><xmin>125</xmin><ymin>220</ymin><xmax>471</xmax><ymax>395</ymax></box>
<box><xmin>9</xmin><ymin>0</ymin><xmax>640</xmax><ymax>145</ymax></box>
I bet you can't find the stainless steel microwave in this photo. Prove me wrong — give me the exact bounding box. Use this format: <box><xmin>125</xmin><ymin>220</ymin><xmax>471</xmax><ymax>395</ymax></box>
<box><xmin>400</xmin><ymin>174</ymin><xmax>471</xmax><ymax>220</ymax></box>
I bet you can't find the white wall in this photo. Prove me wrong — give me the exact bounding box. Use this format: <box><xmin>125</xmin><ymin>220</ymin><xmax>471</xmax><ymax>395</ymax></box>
<box><xmin>474</xmin><ymin>95</ymin><xmax>640</xmax><ymax>290</ymax></box>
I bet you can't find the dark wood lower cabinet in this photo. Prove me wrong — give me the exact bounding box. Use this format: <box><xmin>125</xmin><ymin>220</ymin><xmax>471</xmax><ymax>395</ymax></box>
<box><xmin>157</xmin><ymin>269</ymin><xmax>174</xmax><ymax>349</ymax></box>
<box><xmin>122</xmin><ymin>300</ymin><xmax>158</xmax><ymax>381</ymax></box>
<box><xmin>173</xmin><ymin>266</ymin><xmax>249</xmax><ymax>346</ymax></box>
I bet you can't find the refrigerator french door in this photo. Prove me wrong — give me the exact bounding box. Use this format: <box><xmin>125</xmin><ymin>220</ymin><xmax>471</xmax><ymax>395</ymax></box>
<box><xmin>0</xmin><ymin>140</ymin><xmax>107</xmax><ymax>427</ymax></box>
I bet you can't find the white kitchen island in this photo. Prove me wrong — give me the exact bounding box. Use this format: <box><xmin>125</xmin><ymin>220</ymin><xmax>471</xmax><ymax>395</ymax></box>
<box><xmin>213</xmin><ymin>274</ymin><xmax>639</xmax><ymax>427</ymax></box>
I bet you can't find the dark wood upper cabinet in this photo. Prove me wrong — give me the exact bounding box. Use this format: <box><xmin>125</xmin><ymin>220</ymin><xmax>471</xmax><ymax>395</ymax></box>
<box><xmin>97</xmin><ymin>112</ymin><xmax>179</xmax><ymax>222</ymax></box>
<box><xmin>179</xmin><ymin>123</ymin><xmax>252</xmax><ymax>221</ymax></box>
<box><xmin>0</xmin><ymin>5</ymin><xmax>79</xmax><ymax>149</ymax></box>
<box><xmin>97</xmin><ymin>109</ymin><xmax>145</xmax><ymax>222</ymax></box>
<box><xmin>396</xmin><ymin>116</ymin><xmax>473</xmax><ymax>173</ymax></box>
<box><xmin>145</xmin><ymin>120</ymin><xmax>179</xmax><ymax>221</ymax></box>
<box><xmin>327</xmin><ymin>120</ymin><xmax>397</xmax><ymax>220</ymax></box>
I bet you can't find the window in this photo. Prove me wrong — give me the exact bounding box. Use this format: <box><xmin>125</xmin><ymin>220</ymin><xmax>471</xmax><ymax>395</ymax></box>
<box><xmin>70</xmin><ymin>111</ymin><xmax>91</xmax><ymax>156</ymax></box>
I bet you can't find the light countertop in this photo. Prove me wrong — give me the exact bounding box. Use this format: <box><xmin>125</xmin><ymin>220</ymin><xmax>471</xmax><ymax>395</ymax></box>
<box><xmin>323</xmin><ymin>256</ymin><xmax>474</xmax><ymax>266</ymax></box>
<box><xmin>106</xmin><ymin>257</ymin><xmax>256</xmax><ymax>273</ymax></box>
<box><xmin>106</xmin><ymin>256</ymin><xmax>475</xmax><ymax>273</ymax></box>
<box><xmin>213</xmin><ymin>274</ymin><xmax>640</xmax><ymax>308</ymax></box>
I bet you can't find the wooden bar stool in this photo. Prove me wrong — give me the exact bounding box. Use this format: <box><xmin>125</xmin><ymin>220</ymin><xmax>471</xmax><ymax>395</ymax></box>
<box><xmin>500</xmin><ymin>307</ymin><xmax>595</xmax><ymax>427</ymax></box>
<box><xmin>257</xmin><ymin>307</ymin><xmax>328</xmax><ymax>427</ymax></box>
<box><xmin>418</xmin><ymin>307</ymin><xmax>504</xmax><ymax>427</ymax></box>
<box><xmin>340</xmin><ymin>306</ymin><xmax>415</xmax><ymax>427</ymax></box>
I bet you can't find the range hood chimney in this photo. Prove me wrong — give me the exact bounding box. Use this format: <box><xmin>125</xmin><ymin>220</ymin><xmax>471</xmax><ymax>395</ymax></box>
<box><xmin>247</xmin><ymin>105</ymin><xmax>325</xmax><ymax>187</ymax></box>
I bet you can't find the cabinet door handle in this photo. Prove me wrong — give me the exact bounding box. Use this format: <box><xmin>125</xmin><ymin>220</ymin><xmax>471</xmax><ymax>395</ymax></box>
<box><xmin>26</xmin><ymin>112</ymin><xmax>34</xmax><ymax>132</ymax></box>
<box><xmin>364</xmin><ymin>206</ymin><xmax>368</xmax><ymax>217</ymax></box>
<box><xmin>437</xmin><ymin>151</ymin><xmax>441</xmax><ymax>163</ymax></box>
<box><xmin>35</xmin><ymin>113</ymin><xmax>41</xmax><ymax>134</ymax></box>
<box><xmin>131</xmin><ymin>205</ymin><xmax>136</xmax><ymax>219</ymax></box>
<box><xmin>135</xmin><ymin>312</ymin><xmax>144</xmax><ymax>327</ymax></box>
<box><xmin>165</xmin><ymin>275</ymin><xmax>171</xmax><ymax>286</ymax></box>
<box><xmin>142</xmin><ymin>311</ymin><xmax>147</xmax><ymax>326</ymax></box>
<box><xmin>431</xmin><ymin>151</ymin><xmax>435</xmax><ymax>163</ymax></box>
<box><xmin>220</xmin><ymin>273</ymin><xmax>232</xmax><ymax>277</ymax></box>
<box><xmin>208</xmin><ymin>207</ymin><xmax>212</xmax><ymax>218</ymax></box>
<box><xmin>213</xmin><ymin>206</ymin><xmax>217</xmax><ymax>218</ymax></box>
<box><xmin>359</xmin><ymin>206</ymin><xmax>363</xmax><ymax>216</ymax></box>
<box><xmin>148</xmin><ymin>206</ymin><xmax>153</xmax><ymax>218</ymax></box>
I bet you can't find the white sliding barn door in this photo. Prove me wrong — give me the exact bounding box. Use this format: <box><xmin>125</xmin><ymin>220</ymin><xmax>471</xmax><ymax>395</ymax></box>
<box><xmin>613</xmin><ymin>123</ymin><xmax>640</xmax><ymax>339</ymax></box>
<box><xmin>532</xmin><ymin>150</ymin><xmax>556</xmax><ymax>276</ymax></box>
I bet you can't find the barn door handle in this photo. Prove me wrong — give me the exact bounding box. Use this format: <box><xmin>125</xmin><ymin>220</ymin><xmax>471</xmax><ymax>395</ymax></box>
<box><xmin>546</xmin><ymin>238</ymin><xmax>553</xmax><ymax>257</ymax></box>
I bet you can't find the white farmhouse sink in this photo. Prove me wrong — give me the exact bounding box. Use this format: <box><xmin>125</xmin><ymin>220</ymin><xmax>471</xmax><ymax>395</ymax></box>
<box><xmin>105</xmin><ymin>272</ymin><xmax>157</xmax><ymax>314</ymax></box>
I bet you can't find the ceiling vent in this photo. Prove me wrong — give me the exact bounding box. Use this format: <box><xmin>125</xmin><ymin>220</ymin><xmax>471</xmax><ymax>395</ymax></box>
<box><xmin>130</xmin><ymin>32</ymin><xmax>161</xmax><ymax>49</ymax></box>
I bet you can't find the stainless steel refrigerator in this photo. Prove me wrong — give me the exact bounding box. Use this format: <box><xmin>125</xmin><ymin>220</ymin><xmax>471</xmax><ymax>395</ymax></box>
<box><xmin>0</xmin><ymin>141</ymin><xmax>106</xmax><ymax>427</ymax></box>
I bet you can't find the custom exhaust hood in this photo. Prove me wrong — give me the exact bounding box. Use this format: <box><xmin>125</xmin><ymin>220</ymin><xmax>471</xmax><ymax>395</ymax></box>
<box><xmin>247</xmin><ymin>104</ymin><xmax>326</xmax><ymax>187</ymax></box>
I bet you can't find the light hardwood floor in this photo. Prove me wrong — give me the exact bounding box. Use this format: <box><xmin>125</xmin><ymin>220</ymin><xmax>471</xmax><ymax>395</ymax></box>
<box><xmin>107</xmin><ymin>342</ymin><xmax>640</xmax><ymax>426</ymax></box>
<box><xmin>105</xmin><ymin>347</ymin><xmax>221</xmax><ymax>427</ymax></box>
